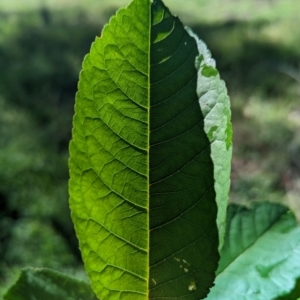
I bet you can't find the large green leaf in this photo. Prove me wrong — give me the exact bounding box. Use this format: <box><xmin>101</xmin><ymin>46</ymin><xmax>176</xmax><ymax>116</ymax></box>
<box><xmin>3</xmin><ymin>268</ymin><xmax>97</xmax><ymax>300</ymax></box>
<box><xmin>207</xmin><ymin>202</ymin><xmax>300</xmax><ymax>300</ymax></box>
<box><xmin>69</xmin><ymin>0</ymin><xmax>231</xmax><ymax>298</ymax></box>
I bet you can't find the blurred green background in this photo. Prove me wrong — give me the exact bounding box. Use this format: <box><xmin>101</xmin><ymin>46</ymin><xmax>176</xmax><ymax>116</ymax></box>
<box><xmin>1</xmin><ymin>0</ymin><xmax>300</xmax><ymax>296</ymax></box>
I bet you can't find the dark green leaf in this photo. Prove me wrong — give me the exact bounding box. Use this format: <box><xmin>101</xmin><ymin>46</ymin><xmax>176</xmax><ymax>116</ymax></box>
<box><xmin>3</xmin><ymin>268</ymin><xmax>97</xmax><ymax>300</ymax></box>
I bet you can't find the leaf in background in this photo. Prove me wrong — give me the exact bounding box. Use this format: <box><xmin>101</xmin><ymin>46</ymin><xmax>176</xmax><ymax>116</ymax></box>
<box><xmin>69</xmin><ymin>0</ymin><xmax>231</xmax><ymax>298</ymax></box>
<box><xmin>207</xmin><ymin>202</ymin><xmax>300</xmax><ymax>300</ymax></box>
<box><xmin>3</xmin><ymin>268</ymin><xmax>97</xmax><ymax>300</ymax></box>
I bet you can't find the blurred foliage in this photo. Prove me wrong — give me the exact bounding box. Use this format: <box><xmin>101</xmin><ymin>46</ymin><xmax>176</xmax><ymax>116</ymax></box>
<box><xmin>0</xmin><ymin>8</ymin><xmax>101</xmax><ymax>295</ymax></box>
<box><xmin>0</xmin><ymin>0</ymin><xmax>300</xmax><ymax>297</ymax></box>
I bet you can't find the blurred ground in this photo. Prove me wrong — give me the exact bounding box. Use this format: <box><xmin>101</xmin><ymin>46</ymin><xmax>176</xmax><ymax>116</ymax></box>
<box><xmin>0</xmin><ymin>0</ymin><xmax>300</xmax><ymax>296</ymax></box>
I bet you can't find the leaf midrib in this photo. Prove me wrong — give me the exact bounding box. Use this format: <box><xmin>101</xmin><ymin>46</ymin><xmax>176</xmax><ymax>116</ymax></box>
<box><xmin>146</xmin><ymin>0</ymin><xmax>151</xmax><ymax>299</ymax></box>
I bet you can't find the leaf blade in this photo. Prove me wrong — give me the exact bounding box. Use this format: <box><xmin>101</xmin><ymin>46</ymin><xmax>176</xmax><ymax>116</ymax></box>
<box><xmin>69</xmin><ymin>0</ymin><xmax>230</xmax><ymax>298</ymax></box>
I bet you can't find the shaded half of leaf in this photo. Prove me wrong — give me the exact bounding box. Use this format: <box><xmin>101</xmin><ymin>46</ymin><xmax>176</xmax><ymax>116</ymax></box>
<box><xmin>149</xmin><ymin>0</ymin><xmax>219</xmax><ymax>298</ymax></box>
<box><xmin>3</xmin><ymin>268</ymin><xmax>97</xmax><ymax>300</ymax></box>
<box><xmin>207</xmin><ymin>202</ymin><xmax>300</xmax><ymax>300</ymax></box>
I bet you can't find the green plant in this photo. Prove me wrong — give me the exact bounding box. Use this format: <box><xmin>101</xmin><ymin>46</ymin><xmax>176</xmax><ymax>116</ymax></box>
<box><xmin>3</xmin><ymin>0</ymin><xmax>300</xmax><ymax>299</ymax></box>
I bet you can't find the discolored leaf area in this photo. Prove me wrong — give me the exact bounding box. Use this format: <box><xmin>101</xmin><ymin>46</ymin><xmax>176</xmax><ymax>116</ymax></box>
<box><xmin>69</xmin><ymin>0</ymin><xmax>231</xmax><ymax>299</ymax></box>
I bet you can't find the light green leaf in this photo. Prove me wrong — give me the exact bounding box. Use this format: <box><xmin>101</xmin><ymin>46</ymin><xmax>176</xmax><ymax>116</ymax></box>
<box><xmin>207</xmin><ymin>202</ymin><xmax>300</xmax><ymax>300</ymax></box>
<box><xmin>3</xmin><ymin>268</ymin><xmax>97</xmax><ymax>300</ymax></box>
<box><xmin>69</xmin><ymin>0</ymin><xmax>231</xmax><ymax>299</ymax></box>
<box><xmin>190</xmin><ymin>29</ymin><xmax>232</xmax><ymax>249</ymax></box>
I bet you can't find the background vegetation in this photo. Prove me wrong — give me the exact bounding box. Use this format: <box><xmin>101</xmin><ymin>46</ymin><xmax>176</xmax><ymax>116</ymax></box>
<box><xmin>1</xmin><ymin>0</ymin><xmax>300</xmax><ymax>297</ymax></box>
